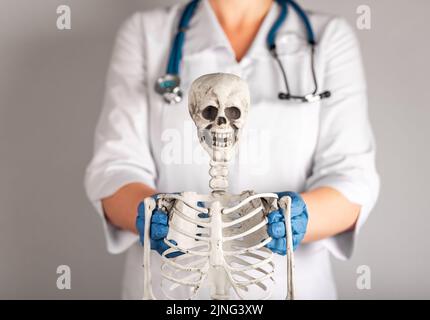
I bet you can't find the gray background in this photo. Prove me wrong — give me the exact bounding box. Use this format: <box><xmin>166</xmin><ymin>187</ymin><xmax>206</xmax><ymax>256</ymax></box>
<box><xmin>0</xmin><ymin>0</ymin><xmax>429</xmax><ymax>299</ymax></box>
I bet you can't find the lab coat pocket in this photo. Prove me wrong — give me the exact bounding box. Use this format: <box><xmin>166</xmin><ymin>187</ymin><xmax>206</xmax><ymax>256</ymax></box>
<box><xmin>156</xmin><ymin>89</ymin><xmax>210</xmax><ymax>192</ymax></box>
<box><xmin>156</xmin><ymin>50</ymin><xmax>227</xmax><ymax>166</ymax></box>
<box><xmin>237</xmin><ymin>98</ymin><xmax>320</xmax><ymax>191</ymax></box>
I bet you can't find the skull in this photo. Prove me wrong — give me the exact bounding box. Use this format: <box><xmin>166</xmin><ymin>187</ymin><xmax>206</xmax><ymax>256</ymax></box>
<box><xmin>188</xmin><ymin>73</ymin><xmax>250</xmax><ymax>162</ymax></box>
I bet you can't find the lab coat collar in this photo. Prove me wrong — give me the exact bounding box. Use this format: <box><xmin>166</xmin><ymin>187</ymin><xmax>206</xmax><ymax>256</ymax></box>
<box><xmin>183</xmin><ymin>0</ymin><xmax>281</xmax><ymax>60</ymax></box>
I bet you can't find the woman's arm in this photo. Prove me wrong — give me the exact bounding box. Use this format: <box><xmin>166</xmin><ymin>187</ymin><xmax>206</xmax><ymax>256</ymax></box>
<box><xmin>301</xmin><ymin>187</ymin><xmax>361</xmax><ymax>243</ymax></box>
<box><xmin>102</xmin><ymin>183</ymin><xmax>157</xmax><ymax>234</ymax></box>
<box><xmin>298</xmin><ymin>18</ymin><xmax>379</xmax><ymax>251</ymax></box>
<box><xmin>84</xmin><ymin>13</ymin><xmax>159</xmax><ymax>254</ymax></box>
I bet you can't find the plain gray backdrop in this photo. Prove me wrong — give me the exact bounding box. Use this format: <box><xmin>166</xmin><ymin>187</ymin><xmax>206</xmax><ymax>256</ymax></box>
<box><xmin>1</xmin><ymin>0</ymin><xmax>429</xmax><ymax>299</ymax></box>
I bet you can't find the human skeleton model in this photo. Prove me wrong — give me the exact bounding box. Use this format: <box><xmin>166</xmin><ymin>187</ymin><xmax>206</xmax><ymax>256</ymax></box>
<box><xmin>141</xmin><ymin>73</ymin><xmax>295</xmax><ymax>300</ymax></box>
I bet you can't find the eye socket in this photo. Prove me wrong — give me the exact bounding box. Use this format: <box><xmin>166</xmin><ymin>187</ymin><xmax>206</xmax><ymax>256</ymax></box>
<box><xmin>225</xmin><ymin>107</ymin><xmax>241</xmax><ymax>120</ymax></box>
<box><xmin>202</xmin><ymin>106</ymin><xmax>218</xmax><ymax>121</ymax></box>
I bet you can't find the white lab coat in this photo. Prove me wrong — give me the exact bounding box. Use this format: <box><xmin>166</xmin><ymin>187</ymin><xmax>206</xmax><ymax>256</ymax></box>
<box><xmin>85</xmin><ymin>0</ymin><xmax>379</xmax><ymax>300</ymax></box>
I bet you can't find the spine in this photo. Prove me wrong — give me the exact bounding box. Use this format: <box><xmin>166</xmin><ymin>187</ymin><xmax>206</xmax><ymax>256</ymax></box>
<box><xmin>209</xmin><ymin>160</ymin><xmax>229</xmax><ymax>196</ymax></box>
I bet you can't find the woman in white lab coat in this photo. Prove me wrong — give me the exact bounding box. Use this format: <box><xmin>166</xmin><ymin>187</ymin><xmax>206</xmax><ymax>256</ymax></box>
<box><xmin>85</xmin><ymin>0</ymin><xmax>379</xmax><ymax>299</ymax></box>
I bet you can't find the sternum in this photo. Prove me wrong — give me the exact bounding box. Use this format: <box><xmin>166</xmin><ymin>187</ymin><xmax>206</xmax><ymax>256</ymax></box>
<box><xmin>209</xmin><ymin>201</ymin><xmax>223</xmax><ymax>266</ymax></box>
<box><xmin>208</xmin><ymin>201</ymin><xmax>230</xmax><ymax>299</ymax></box>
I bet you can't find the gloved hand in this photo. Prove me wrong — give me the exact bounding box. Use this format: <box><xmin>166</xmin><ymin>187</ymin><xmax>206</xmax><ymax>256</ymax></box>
<box><xmin>136</xmin><ymin>195</ymin><xmax>182</xmax><ymax>258</ymax></box>
<box><xmin>265</xmin><ymin>191</ymin><xmax>308</xmax><ymax>255</ymax></box>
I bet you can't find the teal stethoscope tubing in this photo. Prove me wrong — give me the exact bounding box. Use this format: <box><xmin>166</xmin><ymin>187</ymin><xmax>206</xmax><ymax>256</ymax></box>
<box><xmin>157</xmin><ymin>0</ymin><xmax>331</xmax><ymax>104</ymax></box>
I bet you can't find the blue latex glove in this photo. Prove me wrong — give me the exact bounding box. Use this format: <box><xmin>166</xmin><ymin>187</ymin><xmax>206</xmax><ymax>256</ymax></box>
<box><xmin>265</xmin><ymin>191</ymin><xmax>308</xmax><ymax>255</ymax></box>
<box><xmin>136</xmin><ymin>195</ymin><xmax>182</xmax><ymax>258</ymax></box>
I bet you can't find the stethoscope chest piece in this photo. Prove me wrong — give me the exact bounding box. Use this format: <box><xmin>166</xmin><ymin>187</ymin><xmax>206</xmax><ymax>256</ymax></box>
<box><xmin>155</xmin><ymin>74</ymin><xmax>183</xmax><ymax>104</ymax></box>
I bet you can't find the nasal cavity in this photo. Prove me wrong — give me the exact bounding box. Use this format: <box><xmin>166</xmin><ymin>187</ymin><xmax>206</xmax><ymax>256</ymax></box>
<box><xmin>217</xmin><ymin>117</ymin><xmax>227</xmax><ymax>125</ymax></box>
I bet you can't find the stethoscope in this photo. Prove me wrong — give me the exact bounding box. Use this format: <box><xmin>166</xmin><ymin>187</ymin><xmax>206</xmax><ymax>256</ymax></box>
<box><xmin>155</xmin><ymin>0</ymin><xmax>331</xmax><ymax>104</ymax></box>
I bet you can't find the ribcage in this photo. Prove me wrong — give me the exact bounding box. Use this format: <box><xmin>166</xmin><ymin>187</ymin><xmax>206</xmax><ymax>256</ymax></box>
<box><xmin>155</xmin><ymin>192</ymin><xmax>278</xmax><ymax>300</ymax></box>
